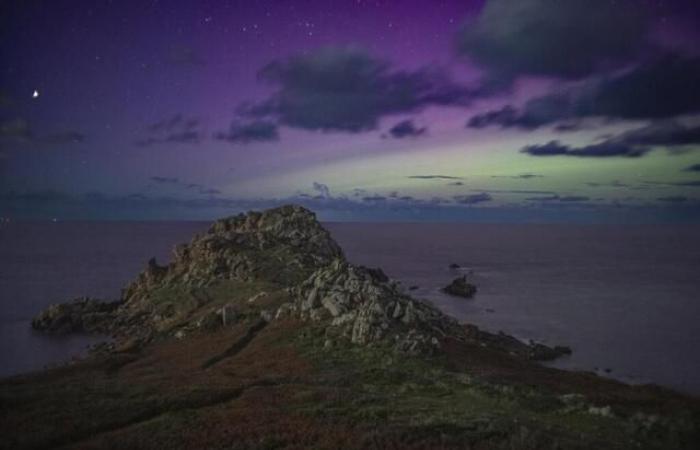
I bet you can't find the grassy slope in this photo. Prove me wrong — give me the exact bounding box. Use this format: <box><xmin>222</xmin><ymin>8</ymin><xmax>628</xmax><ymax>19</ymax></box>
<box><xmin>1</xmin><ymin>311</ymin><xmax>699</xmax><ymax>449</ymax></box>
<box><xmin>1</xmin><ymin>272</ymin><xmax>699</xmax><ymax>449</ymax></box>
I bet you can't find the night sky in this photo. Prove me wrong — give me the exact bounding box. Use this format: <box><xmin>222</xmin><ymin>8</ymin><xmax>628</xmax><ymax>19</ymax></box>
<box><xmin>1</xmin><ymin>0</ymin><xmax>700</xmax><ymax>221</ymax></box>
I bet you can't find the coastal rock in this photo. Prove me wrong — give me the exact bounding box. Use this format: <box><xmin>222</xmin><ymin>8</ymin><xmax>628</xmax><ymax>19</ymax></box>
<box><xmin>122</xmin><ymin>204</ymin><xmax>343</xmax><ymax>310</ymax></box>
<box><xmin>30</xmin><ymin>204</ymin><xmax>571</xmax><ymax>363</ymax></box>
<box><xmin>31</xmin><ymin>297</ymin><xmax>119</xmax><ymax>334</ymax></box>
<box><xmin>462</xmin><ymin>324</ymin><xmax>572</xmax><ymax>361</ymax></box>
<box><xmin>288</xmin><ymin>259</ymin><xmax>464</xmax><ymax>355</ymax></box>
<box><xmin>442</xmin><ymin>275</ymin><xmax>477</xmax><ymax>298</ymax></box>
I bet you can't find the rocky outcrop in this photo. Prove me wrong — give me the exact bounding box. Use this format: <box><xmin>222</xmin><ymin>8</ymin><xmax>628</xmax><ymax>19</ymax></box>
<box><xmin>31</xmin><ymin>204</ymin><xmax>570</xmax><ymax>360</ymax></box>
<box><xmin>279</xmin><ymin>259</ymin><xmax>465</xmax><ymax>354</ymax></box>
<box><xmin>31</xmin><ymin>297</ymin><xmax>120</xmax><ymax>334</ymax></box>
<box><xmin>123</xmin><ymin>204</ymin><xmax>342</xmax><ymax>308</ymax></box>
<box><xmin>462</xmin><ymin>324</ymin><xmax>572</xmax><ymax>361</ymax></box>
<box><xmin>442</xmin><ymin>275</ymin><xmax>477</xmax><ymax>298</ymax></box>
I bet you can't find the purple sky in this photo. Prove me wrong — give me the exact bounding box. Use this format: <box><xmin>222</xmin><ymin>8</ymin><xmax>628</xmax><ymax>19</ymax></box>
<box><xmin>1</xmin><ymin>0</ymin><xmax>700</xmax><ymax>221</ymax></box>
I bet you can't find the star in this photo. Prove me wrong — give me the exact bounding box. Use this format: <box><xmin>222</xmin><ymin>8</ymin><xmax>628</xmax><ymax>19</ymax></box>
<box><xmin>32</xmin><ymin>90</ymin><xmax>39</xmax><ymax>98</ymax></box>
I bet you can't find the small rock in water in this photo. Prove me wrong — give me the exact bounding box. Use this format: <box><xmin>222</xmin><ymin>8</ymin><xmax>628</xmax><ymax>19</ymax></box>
<box><xmin>442</xmin><ymin>275</ymin><xmax>477</xmax><ymax>298</ymax></box>
<box><xmin>448</xmin><ymin>263</ymin><xmax>460</xmax><ymax>269</ymax></box>
<box><xmin>408</xmin><ymin>285</ymin><xmax>419</xmax><ymax>291</ymax></box>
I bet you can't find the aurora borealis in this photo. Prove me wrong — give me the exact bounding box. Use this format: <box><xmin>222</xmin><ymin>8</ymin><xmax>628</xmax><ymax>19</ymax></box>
<box><xmin>1</xmin><ymin>0</ymin><xmax>699</xmax><ymax>221</ymax></box>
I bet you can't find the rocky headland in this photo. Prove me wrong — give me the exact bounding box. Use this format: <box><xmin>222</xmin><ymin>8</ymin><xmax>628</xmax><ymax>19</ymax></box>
<box><xmin>2</xmin><ymin>205</ymin><xmax>698</xmax><ymax>449</ymax></box>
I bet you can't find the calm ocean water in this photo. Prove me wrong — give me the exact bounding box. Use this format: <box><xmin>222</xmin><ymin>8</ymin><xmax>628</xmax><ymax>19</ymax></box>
<box><xmin>1</xmin><ymin>221</ymin><xmax>699</xmax><ymax>395</ymax></box>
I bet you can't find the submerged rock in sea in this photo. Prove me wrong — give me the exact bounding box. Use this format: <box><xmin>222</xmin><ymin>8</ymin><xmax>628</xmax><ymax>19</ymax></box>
<box><xmin>442</xmin><ymin>275</ymin><xmax>477</xmax><ymax>298</ymax></box>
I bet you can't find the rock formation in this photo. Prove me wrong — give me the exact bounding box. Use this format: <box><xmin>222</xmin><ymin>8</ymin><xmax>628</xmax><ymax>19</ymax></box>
<box><xmin>283</xmin><ymin>259</ymin><xmax>465</xmax><ymax>354</ymax></box>
<box><xmin>442</xmin><ymin>275</ymin><xmax>477</xmax><ymax>298</ymax></box>
<box><xmin>31</xmin><ymin>297</ymin><xmax>120</xmax><ymax>334</ymax></box>
<box><xmin>32</xmin><ymin>204</ymin><xmax>564</xmax><ymax>358</ymax></box>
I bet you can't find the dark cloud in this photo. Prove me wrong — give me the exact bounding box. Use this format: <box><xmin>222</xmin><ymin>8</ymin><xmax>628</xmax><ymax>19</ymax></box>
<box><xmin>477</xmin><ymin>189</ymin><xmax>539</xmax><ymax>195</ymax></box>
<box><xmin>614</xmin><ymin>120</ymin><xmax>700</xmax><ymax>147</ymax></box>
<box><xmin>408</xmin><ymin>175</ymin><xmax>463</xmax><ymax>180</ymax></box>
<box><xmin>657</xmin><ymin>195</ymin><xmax>688</xmax><ymax>203</ymax></box>
<box><xmin>137</xmin><ymin>114</ymin><xmax>202</xmax><ymax>147</ymax></box>
<box><xmin>585</xmin><ymin>181</ymin><xmax>629</xmax><ymax>188</ymax></box>
<box><xmin>522</xmin><ymin>118</ymin><xmax>700</xmax><ymax>159</ymax></box>
<box><xmin>473</xmin><ymin>56</ymin><xmax>700</xmax><ymax>129</ymax></box>
<box><xmin>674</xmin><ymin>181</ymin><xmax>700</xmax><ymax>187</ymax></box>
<box><xmin>458</xmin><ymin>0</ymin><xmax>649</xmax><ymax>80</ymax></box>
<box><xmin>575</xmin><ymin>56</ymin><xmax>700</xmax><ymax>120</ymax></box>
<box><xmin>468</xmin><ymin>105</ymin><xmax>521</xmax><ymax>129</ymax></box>
<box><xmin>526</xmin><ymin>195</ymin><xmax>590</xmax><ymax>203</ymax></box>
<box><xmin>685</xmin><ymin>164</ymin><xmax>700</xmax><ymax>172</ymax></box>
<box><xmin>150</xmin><ymin>176</ymin><xmax>179</xmax><ymax>184</ymax></box>
<box><xmin>312</xmin><ymin>182</ymin><xmax>330</xmax><ymax>198</ymax></box>
<box><xmin>476</xmin><ymin>189</ymin><xmax>555</xmax><ymax>195</ymax></box>
<box><xmin>242</xmin><ymin>47</ymin><xmax>473</xmax><ymax>132</ymax></box>
<box><xmin>388</xmin><ymin>120</ymin><xmax>426</xmax><ymax>138</ymax></box>
<box><xmin>363</xmin><ymin>195</ymin><xmax>387</xmax><ymax>202</ymax></box>
<box><xmin>491</xmin><ymin>173</ymin><xmax>543</xmax><ymax>179</ymax></box>
<box><xmin>447</xmin><ymin>181</ymin><xmax>464</xmax><ymax>186</ymax></box>
<box><xmin>521</xmin><ymin>140</ymin><xmax>648</xmax><ymax>158</ymax></box>
<box><xmin>646</xmin><ymin>180</ymin><xmax>700</xmax><ymax>188</ymax></box>
<box><xmin>214</xmin><ymin>120</ymin><xmax>278</xmax><ymax>144</ymax></box>
<box><xmin>467</xmin><ymin>96</ymin><xmax>571</xmax><ymax>129</ymax></box>
<box><xmin>453</xmin><ymin>192</ymin><xmax>492</xmax><ymax>205</ymax></box>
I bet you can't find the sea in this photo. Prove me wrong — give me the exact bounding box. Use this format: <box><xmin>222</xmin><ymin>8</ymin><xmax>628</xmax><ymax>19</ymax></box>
<box><xmin>1</xmin><ymin>221</ymin><xmax>699</xmax><ymax>395</ymax></box>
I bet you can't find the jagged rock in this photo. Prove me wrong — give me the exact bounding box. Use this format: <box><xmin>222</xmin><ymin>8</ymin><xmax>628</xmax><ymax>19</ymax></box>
<box><xmin>122</xmin><ymin>205</ymin><xmax>343</xmax><ymax>310</ymax></box>
<box><xmin>442</xmin><ymin>275</ymin><xmax>477</xmax><ymax>298</ymax></box>
<box><xmin>287</xmin><ymin>259</ymin><xmax>464</xmax><ymax>355</ymax></box>
<box><xmin>31</xmin><ymin>298</ymin><xmax>120</xmax><ymax>334</ymax></box>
